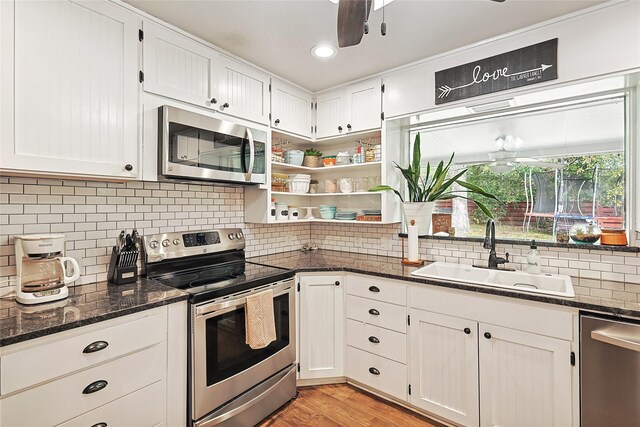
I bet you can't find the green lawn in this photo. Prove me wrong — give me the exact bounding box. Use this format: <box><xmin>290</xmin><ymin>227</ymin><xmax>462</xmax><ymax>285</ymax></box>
<box><xmin>467</xmin><ymin>223</ymin><xmax>554</xmax><ymax>241</ymax></box>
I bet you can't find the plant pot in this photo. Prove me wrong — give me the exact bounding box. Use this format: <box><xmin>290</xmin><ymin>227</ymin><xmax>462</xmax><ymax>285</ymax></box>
<box><xmin>403</xmin><ymin>202</ymin><xmax>435</xmax><ymax>235</ymax></box>
<box><xmin>303</xmin><ymin>155</ymin><xmax>322</xmax><ymax>168</ymax></box>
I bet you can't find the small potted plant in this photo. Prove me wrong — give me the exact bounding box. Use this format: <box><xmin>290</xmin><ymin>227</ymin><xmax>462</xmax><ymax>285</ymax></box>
<box><xmin>303</xmin><ymin>148</ymin><xmax>323</xmax><ymax>168</ymax></box>
<box><xmin>309</xmin><ymin>179</ymin><xmax>319</xmax><ymax>194</ymax></box>
<box><xmin>370</xmin><ymin>134</ymin><xmax>498</xmax><ymax>235</ymax></box>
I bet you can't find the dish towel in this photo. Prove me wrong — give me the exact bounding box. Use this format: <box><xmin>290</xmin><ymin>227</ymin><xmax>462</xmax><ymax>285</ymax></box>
<box><xmin>245</xmin><ymin>289</ymin><xmax>276</xmax><ymax>350</ymax></box>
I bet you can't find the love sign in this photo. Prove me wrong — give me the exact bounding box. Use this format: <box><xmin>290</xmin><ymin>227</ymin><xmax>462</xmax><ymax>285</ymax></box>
<box><xmin>435</xmin><ymin>39</ymin><xmax>558</xmax><ymax>105</ymax></box>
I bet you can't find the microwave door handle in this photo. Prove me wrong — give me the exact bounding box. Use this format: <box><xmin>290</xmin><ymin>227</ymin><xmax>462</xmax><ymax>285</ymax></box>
<box><xmin>246</xmin><ymin>128</ymin><xmax>255</xmax><ymax>182</ymax></box>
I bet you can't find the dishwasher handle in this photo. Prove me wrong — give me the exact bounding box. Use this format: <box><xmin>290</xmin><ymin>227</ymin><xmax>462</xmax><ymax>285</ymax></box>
<box><xmin>591</xmin><ymin>329</ymin><xmax>640</xmax><ymax>353</ymax></box>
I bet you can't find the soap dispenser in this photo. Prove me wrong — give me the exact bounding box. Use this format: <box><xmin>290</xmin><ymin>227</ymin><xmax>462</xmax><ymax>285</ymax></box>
<box><xmin>527</xmin><ymin>240</ymin><xmax>542</xmax><ymax>274</ymax></box>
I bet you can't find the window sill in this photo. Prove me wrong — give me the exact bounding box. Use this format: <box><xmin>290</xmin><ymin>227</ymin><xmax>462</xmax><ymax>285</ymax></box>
<box><xmin>397</xmin><ymin>233</ymin><xmax>640</xmax><ymax>253</ymax></box>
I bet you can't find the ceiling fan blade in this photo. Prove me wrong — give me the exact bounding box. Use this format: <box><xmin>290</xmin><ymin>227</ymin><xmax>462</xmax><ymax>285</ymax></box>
<box><xmin>337</xmin><ymin>0</ymin><xmax>372</xmax><ymax>48</ymax></box>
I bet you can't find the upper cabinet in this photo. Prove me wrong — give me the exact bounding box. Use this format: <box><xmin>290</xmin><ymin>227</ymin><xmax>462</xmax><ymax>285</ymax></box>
<box><xmin>315</xmin><ymin>89</ymin><xmax>345</xmax><ymax>139</ymax></box>
<box><xmin>315</xmin><ymin>77</ymin><xmax>382</xmax><ymax>139</ymax></box>
<box><xmin>271</xmin><ymin>79</ymin><xmax>313</xmax><ymax>139</ymax></box>
<box><xmin>142</xmin><ymin>21</ymin><xmax>216</xmax><ymax>109</ymax></box>
<box><xmin>0</xmin><ymin>0</ymin><xmax>140</xmax><ymax>179</ymax></box>
<box><xmin>215</xmin><ymin>56</ymin><xmax>270</xmax><ymax>125</ymax></box>
<box><xmin>143</xmin><ymin>22</ymin><xmax>269</xmax><ymax>125</ymax></box>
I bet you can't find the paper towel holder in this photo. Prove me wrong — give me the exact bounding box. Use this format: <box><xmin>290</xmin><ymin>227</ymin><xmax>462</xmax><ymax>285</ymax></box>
<box><xmin>401</xmin><ymin>220</ymin><xmax>426</xmax><ymax>267</ymax></box>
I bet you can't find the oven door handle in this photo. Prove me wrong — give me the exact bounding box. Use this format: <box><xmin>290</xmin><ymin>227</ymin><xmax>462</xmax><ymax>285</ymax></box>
<box><xmin>195</xmin><ymin>283</ymin><xmax>292</xmax><ymax>317</ymax></box>
<box><xmin>245</xmin><ymin>128</ymin><xmax>254</xmax><ymax>182</ymax></box>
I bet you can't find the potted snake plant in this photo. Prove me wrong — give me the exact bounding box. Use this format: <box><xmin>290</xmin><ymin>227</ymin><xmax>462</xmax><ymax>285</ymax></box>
<box><xmin>370</xmin><ymin>134</ymin><xmax>497</xmax><ymax>235</ymax></box>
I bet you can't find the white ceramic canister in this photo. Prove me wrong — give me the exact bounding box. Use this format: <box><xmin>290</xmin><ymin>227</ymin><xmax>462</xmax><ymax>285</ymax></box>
<box><xmin>275</xmin><ymin>203</ymin><xmax>288</xmax><ymax>221</ymax></box>
<box><xmin>288</xmin><ymin>207</ymin><xmax>299</xmax><ymax>220</ymax></box>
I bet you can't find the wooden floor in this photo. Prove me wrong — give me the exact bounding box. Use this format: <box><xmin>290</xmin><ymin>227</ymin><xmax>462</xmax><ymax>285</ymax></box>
<box><xmin>258</xmin><ymin>384</ymin><xmax>446</xmax><ymax>427</ymax></box>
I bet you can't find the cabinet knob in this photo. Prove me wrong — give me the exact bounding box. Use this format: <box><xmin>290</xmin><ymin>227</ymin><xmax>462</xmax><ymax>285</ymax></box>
<box><xmin>82</xmin><ymin>380</ymin><xmax>108</xmax><ymax>394</ymax></box>
<box><xmin>347</xmin><ymin>124</ymin><xmax>352</xmax><ymax>130</ymax></box>
<box><xmin>221</xmin><ymin>102</ymin><xmax>229</xmax><ymax>109</ymax></box>
<box><xmin>368</xmin><ymin>286</ymin><xmax>380</xmax><ymax>293</ymax></box>
<box><xmin>368</xmin><ymin>336</ymin><xmax>380</xmax><ymax>344</ymax></box>
<box><xmin>369</xmin><ymin>367</ymin><xmax>380</xmax><ymax>375</ymax></box>
<box><xmin>368</xmin><ymin>308</ymin><xmax>380</xmax><ymax>316</ymax></box>
<box><xmin>484</xmin><ymin>332</ymin><xmax>492</xmax><ymax>339</ymax></box>
<box><xmin>211</xmin><ymin>98</ymin><xmax>217</xmax><ymax>104</ymax></box>
<box><xmin>83</xmin><ymin>340</ymin><xmax>109</xmax><ymax>354</ymax></box>
<box><xmin>274</xmin><ymin>119</ymin><xmax>280</xmax><ymax>125</ymax></box>
<box><xmin>464</xmin><ymin>328</ymin><xmax>471</xmax><ymax>335</ymax></box>
<box><xmin>335</xmin><ymin>281</ymin><xmax>340</xmax><ymax>286</ymax></box>
<box><xmin>338</xmin><ymin>126</ymin><xmax>343</xmax><ymax>132</ymax></box>
<box><xmin>124</xmin><ymin>164</ymin><xmax>133</xmax><ymax>171</ymax></box>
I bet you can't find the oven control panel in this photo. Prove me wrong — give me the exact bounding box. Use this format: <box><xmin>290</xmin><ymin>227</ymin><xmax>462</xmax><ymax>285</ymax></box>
<box><xmin>144</xmin><ymin>228</ymin><xmax>245</xmax><ymax>263</ymax></box>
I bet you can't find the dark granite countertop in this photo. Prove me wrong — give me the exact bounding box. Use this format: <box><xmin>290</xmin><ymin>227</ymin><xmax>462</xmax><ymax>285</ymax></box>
<box><xmin>0</xmin><ymin>278</ymin><xmax>187</xmax><ymax>347</ymax></box>
<box><xmin>249</xmin><ymin>250</ymin><xmax>640</xmax><ymax>319</ymax></box>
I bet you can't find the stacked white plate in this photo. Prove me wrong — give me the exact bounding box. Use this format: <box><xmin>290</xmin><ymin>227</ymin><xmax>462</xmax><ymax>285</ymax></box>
<box><xmin>287</xmin><ymin>174</ymin><xmax>311</xmax><ymax>193</ymax></box>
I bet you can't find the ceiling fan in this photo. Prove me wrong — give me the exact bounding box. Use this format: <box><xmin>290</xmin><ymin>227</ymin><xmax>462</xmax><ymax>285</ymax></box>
<box><xmin>460</xmin><ymin>135</ymin><xmax>566</xmax><ymax>173</ymax></box>
<box><xmin>337</xmin><ymin>0</ymin><xmax>506</xmax><ymax>48</ymax></box>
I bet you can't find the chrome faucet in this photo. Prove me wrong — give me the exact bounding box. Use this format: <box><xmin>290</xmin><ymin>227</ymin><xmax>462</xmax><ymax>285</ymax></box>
<box><xmin>483</xmin><ymin>219</ymin><xmax>509</xmax><ymax>269</ymax></box>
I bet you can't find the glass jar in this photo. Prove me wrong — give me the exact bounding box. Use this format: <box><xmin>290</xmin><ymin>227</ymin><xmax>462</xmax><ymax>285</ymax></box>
<box><xmin>339</xmin><ymin>178</ymin><xmax>353</xmax><ymax>193</ymax></box>
<box><xmin>323</xmin><ymin>178</ymin><xmax>337</xmax><ymax>193</ymax></box>
<box><xmin>569</xmin><ymin>221</ymin><xmax>602</xmax><ymax>244</ymax></box>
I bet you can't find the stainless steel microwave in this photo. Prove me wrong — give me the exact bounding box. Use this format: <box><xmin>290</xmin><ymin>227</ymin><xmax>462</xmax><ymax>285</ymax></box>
<box><xmin>159</xmin><ymin>105</ymin><xmax>266</xmax><ymax>185</ymax></box>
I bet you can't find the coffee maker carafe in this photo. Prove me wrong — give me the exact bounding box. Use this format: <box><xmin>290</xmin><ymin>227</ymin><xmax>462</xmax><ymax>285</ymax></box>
<box><xmin>14</xmin><ymin>234</ymin><xmax>80</xmax><ymax>305</ymax></box>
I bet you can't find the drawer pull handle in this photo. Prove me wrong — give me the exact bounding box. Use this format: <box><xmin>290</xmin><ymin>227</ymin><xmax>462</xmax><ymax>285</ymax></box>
<box><xmin>92</xmin><ymin>423</ymin><xmax>108</xmax><ymax>427</ymax></box>
<box><xmin>83</xmin><ymin>341</ymin><xmax>109</xmax><ymax>354</ymax></box>
<box><xmin>464</xmin><ymin>328</ymin><xmax>471</xmax><ymax>335</ymax></box>
<box><xmin>82</xmin><ymin>380</ymin><xmax>108</xmax><ymax>394</ymax></box>
<box><xmin>368</xmin><ymin>308</ymin><xmax>380</xmax><ymax>316</ymax></box>
<box><xmin>368</xmin><ymin>336</ymin><xmax>380</xmax><ymax>344</ymax></box>
<box><xmin>368</xmin><ymin>286</ymin><xmax>380</xmax><ymax>293</ymax></box>
<box><xmin>369</xmin><ymin>367</ymin><xmax>380</xmax><ymax>375</ymax></box>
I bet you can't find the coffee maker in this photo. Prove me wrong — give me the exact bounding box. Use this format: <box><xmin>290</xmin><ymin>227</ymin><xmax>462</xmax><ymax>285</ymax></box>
<box><xmin>14</xmin><ymin>234</ymin><xmax>80</xmax><ymax>305</ymax></box>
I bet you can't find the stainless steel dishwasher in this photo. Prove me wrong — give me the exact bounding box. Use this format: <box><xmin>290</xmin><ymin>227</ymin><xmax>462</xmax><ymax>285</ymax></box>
<box><xmin>581</xmin><ymin>314</ymin><xmax>640</xmax><ymax>427</ymax></box>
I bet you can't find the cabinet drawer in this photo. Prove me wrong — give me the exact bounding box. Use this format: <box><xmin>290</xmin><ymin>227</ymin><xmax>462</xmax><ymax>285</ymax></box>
<box><xmin>1</xmin><ymin>309</ymin><xmax>166</xmax><ymax>395</ymax></box>
<box><xmin>346</xmin><ymin>319</ymin><xmax>407</xmax><ymax>364</ymax></box>
<box><xmin>58</xmin><ymin>380</ymin><xmax>165</xmax><ymax>427</ymax></box>
<box><xmin>347</xmin><ymin>346</ymin><xmax>407</xmax><ymax>401</ymax></box>
<box><xmin>346</xmin><ymin>294</ymin><xmax>407</xmax><ymax>334</ymax></box>
<box><xmin>347</xmin><ymin>276</ymin><xmax>407</xmax><ymax>306</ymax></box>
<box><xmin>0</xmin><ymin>343</ymin><xmax>165</xmax><ymax>427</ymax></box>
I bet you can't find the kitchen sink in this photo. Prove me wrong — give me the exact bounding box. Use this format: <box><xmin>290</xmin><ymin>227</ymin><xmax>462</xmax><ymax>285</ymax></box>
<box><xmin>411</xmin><ymin>262</ymin><xmax>575</xmax><ymax>298</ymax></box>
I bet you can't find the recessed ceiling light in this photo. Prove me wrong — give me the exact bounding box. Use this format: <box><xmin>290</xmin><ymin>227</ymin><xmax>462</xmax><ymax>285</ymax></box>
<box><xmin>311</xmin><ymin>44</ymin><xmax>337</xmax><ymax>59</ymax></box>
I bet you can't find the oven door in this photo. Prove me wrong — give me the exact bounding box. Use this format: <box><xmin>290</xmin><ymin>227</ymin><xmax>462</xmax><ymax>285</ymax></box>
<box><xmin>160</xmin><ymin>105</ymin><xmax>266</xmax><ymax>184</ymax></box>
<box><xmin>191</xmin><ymin>280</ymin><xmax>295</xmax><ymax>421</ymax></box>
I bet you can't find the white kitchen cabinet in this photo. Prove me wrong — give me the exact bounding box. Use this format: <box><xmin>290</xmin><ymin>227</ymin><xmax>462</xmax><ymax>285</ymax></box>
<box><xmin>298</xmin><ymin>273</ymin><xmax>345</xmax><ymax>379</ymax></box>
<box><xmin>143</xmin><ymin>20</ymin><xmax>217</xmax><ymax>109</ymax></box>
<box><xmin>479</xmin><ymin>323</ymin><xmax>572</xmax><ymax>427</ymax></box>
<box><xmin>271</xmin><ymin>79</ymin><xmax>313</xmax><ymax>138</ymax></box>
<box><xmin>408</xmin><ymin>309</ymin><xmax>479</xmax><ymax>427</ymax></box>
<box><xmin>345</xmin><ymin>78</ymin><xmax>382</xmax><ymax>133</ymax></box>
<box><xmin>315</xmin><ymin>88</ymin><xmax>345</xmax><ymax>138</ymax></box>
<box><xmin>0</xmin><ymin>0</ymin><xmax>140</xmax><ymax>179</ymax></box>
<box><xmin>215</xmin><ymin>56</ymin><xmax>270</xmax><ymax>125</ymax></box>
<box><xmin>0</xmin><ymin>303</ymin><xmax>187</xmax><ymax>427</ymax></box>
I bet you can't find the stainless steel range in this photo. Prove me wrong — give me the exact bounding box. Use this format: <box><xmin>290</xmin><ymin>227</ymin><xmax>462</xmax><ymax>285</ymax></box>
<box><xmin>143</xmin><ymin>229</ymin><xmax>296</xmax><ymax>427</ymax></box>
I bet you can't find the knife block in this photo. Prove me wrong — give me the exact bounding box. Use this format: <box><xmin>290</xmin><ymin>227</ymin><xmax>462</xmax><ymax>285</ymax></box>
<box><xmin>107</xmin><ymin>246</ymin><xmax>138</xmax><ymax>285</ymax></box>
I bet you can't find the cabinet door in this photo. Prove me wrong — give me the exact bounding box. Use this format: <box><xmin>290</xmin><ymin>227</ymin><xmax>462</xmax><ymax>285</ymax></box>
<box><xmin>271</xmin><ymin>79</ymin><xmax>313</xmax><ymax>138</ymax></box>
<box><xmin>345</xmin><ymin>78</ymin><xmax>382</xmax><ymax>133</ymax></box>
<box><xmin>409</xmin><ymin>309</ymin><xmax>479</xmax><ymax>427</ymax></box>
<box><xmin>315</xmin><ymin>89</ymin><xmax>345</xmax><ymax>139</ymax></box>
<box><xmin>143</xmin><ymin>20</ymin><xmax>216</xmax><ymax>109</ymax></box>
<box><xmin>1</xmin><ymin>0</ymin><xmax>139</xmax><ymax>178</ymax></box>
<box><xmin>215</xmin><ymin>56</ymin><xmax>270</xmax><ymax>125</ymax></box>
<box><xmin>479</xmin><ymin>323</ymin><xmax>572</xmax><ymax>427</ymax></box>
<box><xmin>298</xmin><ymin>274</ymin><xmax>344</xmax><ymax>379</ymax></box>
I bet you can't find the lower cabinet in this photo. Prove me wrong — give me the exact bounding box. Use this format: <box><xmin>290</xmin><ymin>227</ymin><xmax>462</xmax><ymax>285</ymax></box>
<box><xmin>298</xmin><ymin>273</ymin><xmax>345</xmax><ymax>379</ymax></box>
<box><xmin>296</xmin><ymin>272</ymin><xmax>578</xmax><ymax>427</ymax></box>
<box><xmin>0</xmin><ymin>302</ymin><xmax>187</xmax><ymax>427</ymax></box>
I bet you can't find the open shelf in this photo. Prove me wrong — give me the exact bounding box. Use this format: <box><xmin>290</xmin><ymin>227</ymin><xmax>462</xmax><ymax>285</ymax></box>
<box><xmin>271</xmin><ymin>161</ymin><xmax>381</xmax><ymax>173</ymax></box>
<box><xmin>270</xmin><ymin>219</ymin><xmax>383</xmax><ymax>224</ymax></box>
<box><xmin>271</xmin><ymin>191</ymin><xmax>381</xmax><ymax>197</ymax></box>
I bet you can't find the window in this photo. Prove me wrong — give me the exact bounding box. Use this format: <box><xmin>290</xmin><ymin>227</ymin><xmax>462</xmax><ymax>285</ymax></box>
<box><xmin>410</xmin><ymin>94</ymin><xmax>628</xmax><ymax>242</ymax></box>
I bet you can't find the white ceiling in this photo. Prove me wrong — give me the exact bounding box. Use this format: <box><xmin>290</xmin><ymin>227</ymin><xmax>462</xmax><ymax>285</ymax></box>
<box><xmin>124</xmin><ymin>0</ymin><xmax>605</xmax><ymax>92</ymax></box>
